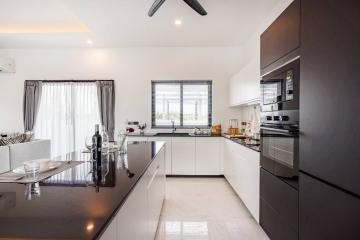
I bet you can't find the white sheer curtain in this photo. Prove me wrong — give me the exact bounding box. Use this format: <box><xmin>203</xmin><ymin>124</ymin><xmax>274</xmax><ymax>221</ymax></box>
<box><xmin>34</xmin><ymin>82</ymin><xmax>101</xmax><ymax>158</ymax></box>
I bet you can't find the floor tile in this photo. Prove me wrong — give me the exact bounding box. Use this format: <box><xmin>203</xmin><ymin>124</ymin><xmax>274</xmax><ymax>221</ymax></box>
<box><xmin>155</xmin><ymin>178</ymin><xmax>269</xmax><ymax>240</ymax></box>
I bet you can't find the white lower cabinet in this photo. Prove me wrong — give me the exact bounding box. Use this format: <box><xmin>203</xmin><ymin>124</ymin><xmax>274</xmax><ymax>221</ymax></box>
<box><xmin>195</xmin><ymin>137</ymin><xmax>221</xmax><ymax>175</ymax></box>
<box><xmin>116</xmin><ymin>176</ymin><xmax>148</xmax><ymax>240</ymax></box>
<box><xmin>152</xmin><ymin>137</ymin><xmax>172</xmax><ymax>175</ymax></box>
<box><xmin>129</xmin><ymin>136</ymin><xmax>222</xmax><ymax>176</ymax></box>
<box><xmin>148</xmin><ymin>148</ymin><xmax>166</xmax><ymax>238</ymax></box>
<box><xmin>172</xmin><ymin>137</ymin><xmax>196</xmax><ymax>175</ymax></box>
<box><xmin>223</xmin><ymin>139</ymin><xmax>260</xmax><ymax>222</ymax></box>
<box><xmin>100</xmin><ymin>146</ymin><xmax>166</xmax><ymax>240</ymax></box>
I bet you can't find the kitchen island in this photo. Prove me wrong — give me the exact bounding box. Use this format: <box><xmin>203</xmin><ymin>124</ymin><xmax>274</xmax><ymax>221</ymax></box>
<box><xmin>0</xmin><ymin>141</ymin><xmax>166</xmax><ymax>240</ymax></box>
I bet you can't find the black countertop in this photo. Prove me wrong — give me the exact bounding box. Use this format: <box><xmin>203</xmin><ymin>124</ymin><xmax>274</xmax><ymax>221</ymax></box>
<box><xmin>128</xmin><ymin>132</ymin><xmax>218</xmax><ymax>137</ymax></box>
<box><xmin>224</xmin><ymin>136</ymin><xmax>261</xmax><ymax>152</ymax></box>
<box><xmin>128</xmin><ymin>132</ymin><xmax>261</xmax><ymax>152</ymax></box>
<box><xmin>0</xmin><ymin>141</ymin><xmax>165</xmax><ymax>240</ymax></box>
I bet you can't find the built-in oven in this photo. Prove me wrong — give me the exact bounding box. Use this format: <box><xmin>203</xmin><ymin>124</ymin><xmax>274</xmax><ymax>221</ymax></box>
<box><xmin>260</xmin><ymin>58</ymin><xmax>299</xmax><ymax>112</ymax></box>
<box><xmin>260</xmin><ymin>110</ymin><xmax>299</xmax><ymax>188</ymax></box>
<box><xmin>260</xmin><ymin>58</ymin><xmax>300</xmax><ymax>189</ymax></box>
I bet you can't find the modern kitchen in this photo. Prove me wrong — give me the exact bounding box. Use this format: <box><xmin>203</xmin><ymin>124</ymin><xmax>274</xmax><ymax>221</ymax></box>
<box><xmin>0</xmin><ymin>0</ymin><xmax>359</xmax><ymax>239</ymax></box>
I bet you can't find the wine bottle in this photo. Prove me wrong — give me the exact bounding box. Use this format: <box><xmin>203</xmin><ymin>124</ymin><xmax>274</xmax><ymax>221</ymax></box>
<box><xmin>92</xmin><ymin>124</ymin><xmax>102</xmax><ymax>168</ymax></box>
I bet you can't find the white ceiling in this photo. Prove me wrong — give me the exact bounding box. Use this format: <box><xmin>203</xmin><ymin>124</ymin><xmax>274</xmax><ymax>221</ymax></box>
<box><xmin>0</xmin><ymin>0</ymin><xmax>284</xmax><ymax>48</ymax></box>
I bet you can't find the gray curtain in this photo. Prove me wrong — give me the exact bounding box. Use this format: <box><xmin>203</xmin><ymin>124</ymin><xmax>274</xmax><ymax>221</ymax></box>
<box><xmin>96</xmin><ymin>81</ymin><xmax>115</xmax><ymax>141</ymax></box>
<box><xmin>23</xmin><ymin>80</ymin><xmax>42</xmax><ymax>132</ymax></box>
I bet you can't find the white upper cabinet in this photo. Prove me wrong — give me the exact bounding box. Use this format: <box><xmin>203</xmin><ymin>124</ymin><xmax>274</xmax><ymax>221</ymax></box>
<box><xmin>172</xmin><ymin>137</ymin><xmax>196</xmax><ymax>175</ymax></box>
<box><xmin>229</xmin><ymin>54</ymin><xmax>260</xmax><ymax>106</ymax></box>
<box><xmin>195</xmin><ymin>137</ymin><xmax>221</xmax><ymax>175</ymax></box>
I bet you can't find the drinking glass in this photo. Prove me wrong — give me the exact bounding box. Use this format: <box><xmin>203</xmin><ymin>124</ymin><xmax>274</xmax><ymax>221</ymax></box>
<box><xmin>85</xmin><ymin>136</ymin><xmax>93</xmax><ymax>151</ymax></box>
<box><xmin>117</xmin><ymin>132</ymin><xmax>128</xmax><ymax>154</ymax></box>
<box><xmin>24</xmin><ymin>161</ymin><xmax>40</xmax><ymax>180</ymax></box>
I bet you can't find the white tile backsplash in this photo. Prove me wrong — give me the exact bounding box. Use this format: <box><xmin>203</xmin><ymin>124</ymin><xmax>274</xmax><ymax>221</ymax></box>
<box><xmin>239</xmin><ymin>104</ymin><xmax>261</xmax><ymax>133</ymax></box>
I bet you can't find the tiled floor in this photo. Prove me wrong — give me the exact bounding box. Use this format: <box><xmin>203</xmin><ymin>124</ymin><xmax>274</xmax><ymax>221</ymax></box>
<box><xmin>155</xmin><ymin>177</ymin><xmax>269</xmax><ymax>240</ymax></box>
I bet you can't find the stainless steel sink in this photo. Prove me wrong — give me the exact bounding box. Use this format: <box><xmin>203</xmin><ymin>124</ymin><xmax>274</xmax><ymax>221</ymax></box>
<box><xmin>154</xmin><ymin>133</ymin><xmax>190</xmax><ymax>137</ymax></box>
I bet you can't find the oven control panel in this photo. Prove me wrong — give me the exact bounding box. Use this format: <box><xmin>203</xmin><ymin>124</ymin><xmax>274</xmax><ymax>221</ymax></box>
<box><xmin>261</xmin><ymin>110</ymin><xmax>299</xmax><ymax>125</ymax></box>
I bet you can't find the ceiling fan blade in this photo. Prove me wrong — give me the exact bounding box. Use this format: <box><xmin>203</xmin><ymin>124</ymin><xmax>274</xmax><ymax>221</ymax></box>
<box><xmin>148</xmin><ymin>0</ymin><xmax>166</xmax><ymax>17</ymax></box>
<box><xmin>183</xmin><ymin>0</ymin><xmax>207</xmax><ymax>15</ymax></box>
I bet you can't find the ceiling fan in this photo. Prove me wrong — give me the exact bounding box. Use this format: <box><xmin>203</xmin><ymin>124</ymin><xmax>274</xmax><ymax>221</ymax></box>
<box><xmin>148</xmin><ymin>0</ymin><xmax>207</xmax><ymax>17</ymax></box>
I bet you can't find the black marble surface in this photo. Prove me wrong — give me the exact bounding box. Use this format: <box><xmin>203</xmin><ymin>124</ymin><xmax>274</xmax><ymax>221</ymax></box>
<box><xmin>223</xmin><ymin>136</ymin><xmax>261</xmax><ymax>152</ymax></box>
<box><xmin>128</xmin><ymin>132</ymin><xmax>218</xmax><ymax>137</ymax></box>
<box><xmin>128</xmin><ymin>132</ymin><xmax>261</xmax><ymax>152</ymax></box>
<box><xmin>0</xmin><ymin>141</ymin><xmax>164</xmax><ymax>240</ymax></box>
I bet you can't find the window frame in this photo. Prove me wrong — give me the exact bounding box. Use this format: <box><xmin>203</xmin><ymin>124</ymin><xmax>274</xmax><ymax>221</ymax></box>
<box><xmin>151</xmin><ymin>80</ymin><xmax>212</xmax><ymax>129</ymax></box>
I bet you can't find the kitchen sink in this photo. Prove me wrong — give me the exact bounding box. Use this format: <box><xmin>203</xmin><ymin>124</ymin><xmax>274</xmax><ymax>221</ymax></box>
<box><xmin>154</xmin><ymin>132</ymin><xmax>191</xmax><ymax>137</ymax></box>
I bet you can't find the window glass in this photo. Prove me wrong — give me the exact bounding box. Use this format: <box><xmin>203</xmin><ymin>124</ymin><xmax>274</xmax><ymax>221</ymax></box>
<box><xmin>152</xmin><ymin>81</ymin><xmax>212</xmax><ymax>128</ymax></box>
<box><xmin>183</xmin><ymin>84</ymin><xmax>209</xmax><ymax>126</ymax></box>
<box><xmin>154</xmin><ymin>84</ymin><xmax>181</xmax><ymax>126</ymax></box>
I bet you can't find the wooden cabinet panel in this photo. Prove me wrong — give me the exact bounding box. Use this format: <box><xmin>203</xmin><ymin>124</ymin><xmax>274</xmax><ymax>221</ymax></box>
<box><xmin>300</xmin><ymin>0</ymin><xmax>360</xmax><ymax>195</ymax></box>
<box><xmin>260</xmin><ymin>168</ymin><xmax>298</xmax><ymax>237</ymax></box>
<box><xmin>172</xmin><ymin>137</ymin><xmax>195</xmax><ymax>175</ymax></box>
<box><xmin>300</xmin><ymin>173</ymin><xmax>360</xmax><ymax>240</ymax></box>
<box><xmin>260</xmin><ymin>0</ymin><xmax>300</xmax><ymax>72</ymax></box>
<box><xmin>195</xmin><ymin>137</ymin><xmax>221</xmax><ymax>175</ymax></box>
<box><xmin>260</xmin><ymin>198</ymin><xmax>297</xmax><ymax>240</ymax></box>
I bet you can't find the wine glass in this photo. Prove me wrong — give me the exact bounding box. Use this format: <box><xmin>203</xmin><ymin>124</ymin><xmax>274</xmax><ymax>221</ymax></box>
<box><xmin>85</xmin><ymin>136</ymin><xmax>93</xmax><ymax>152</ymax></box>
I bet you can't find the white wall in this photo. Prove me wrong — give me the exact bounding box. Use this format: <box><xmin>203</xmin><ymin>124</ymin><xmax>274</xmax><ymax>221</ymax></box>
<box><xmin>0</xmin><ymin>47</ymin><xmax>243</xmax><ymax>133</ymax></box>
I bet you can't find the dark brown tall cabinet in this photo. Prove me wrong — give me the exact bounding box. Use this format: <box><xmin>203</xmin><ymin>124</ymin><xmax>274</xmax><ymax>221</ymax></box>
<box><xmin>259</xmin><ymin>1</ymin><xmax>300</xmax><ymax>240</ymax></box>
<box><xmin>300</xmin><ymin>0</ymin><xmax>360</xmax><ymax>239</ymax></box>
<box><xmin>260</xmin><ymin>0</ymin><xmax>300</xmax><ymax>75</ymax></box>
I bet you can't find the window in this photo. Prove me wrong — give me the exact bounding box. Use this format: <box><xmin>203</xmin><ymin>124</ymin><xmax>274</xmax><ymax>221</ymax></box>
<box><xmin>152</xmin><ymin>81</ymin><xmax>212</xmax><ymax>128</ymax></box>
<box><xmin>34</xmin><ymin>81</ymin><xmax>101</xmax><ymax>157</ymax></box>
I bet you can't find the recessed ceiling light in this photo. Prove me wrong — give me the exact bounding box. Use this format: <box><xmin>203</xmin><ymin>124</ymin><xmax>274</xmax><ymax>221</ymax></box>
<box><xmin>86</xmin><ymin>39</ymin><xmax>93</xmax><ymax>45</ymax></box>
<box><xmin>86</xmin><ymin>223</ymin><xmax>94</xmax><ymax>232</ymax></box>
<box><xmin>174</xmin><ymin>19</ymin><xmax>182</xmax><ymax>26</ymax></box>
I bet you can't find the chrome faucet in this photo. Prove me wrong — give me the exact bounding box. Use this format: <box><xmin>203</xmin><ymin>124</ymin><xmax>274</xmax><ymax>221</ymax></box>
<box><xmin>171</xmin><ymin>120</ymin><xmax>177</xmax><ymax>133</ymax></box>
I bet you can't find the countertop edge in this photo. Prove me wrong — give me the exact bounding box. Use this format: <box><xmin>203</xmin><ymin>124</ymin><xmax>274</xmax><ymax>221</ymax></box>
<box><xmin>96</xmin><ymin>141</ymin><xmax>165</xmax><ymax>240</ymax></box>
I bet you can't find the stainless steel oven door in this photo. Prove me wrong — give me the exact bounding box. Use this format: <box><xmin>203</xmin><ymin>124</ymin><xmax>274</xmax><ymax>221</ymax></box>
<box><xmin>260</xmin><ymin>126</ymin><xmax>299</xmax><ymax>179</ymax></box>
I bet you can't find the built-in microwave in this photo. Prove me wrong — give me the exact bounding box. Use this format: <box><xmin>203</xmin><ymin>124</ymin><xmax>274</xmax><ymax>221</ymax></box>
<box><xmin>260</xmin><ymin>58</ymin><xmax>299</xmax><ymax>112</ymax></box>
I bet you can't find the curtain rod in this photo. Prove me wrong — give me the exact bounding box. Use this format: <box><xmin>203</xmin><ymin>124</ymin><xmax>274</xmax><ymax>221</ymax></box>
<box><xmin>25</xmin><ymin>80</ymin><xmax>114</xmax><ymax>83</ymax></box>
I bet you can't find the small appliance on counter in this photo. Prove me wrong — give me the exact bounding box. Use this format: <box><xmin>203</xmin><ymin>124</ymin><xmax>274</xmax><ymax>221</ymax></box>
<box><xmin>210</xmin><ymin>124</ymin><xmax>222</xmax><ymax>136</ymax></box>
<box><xmin>191</xmin><ymin>128</ymin><xmax>211</xmax><ymax>136</ymax></box>
<box><xmin>227</xmin><ymin>119</ymin><xmax>239</xmax><ymax>136</ymax></box>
